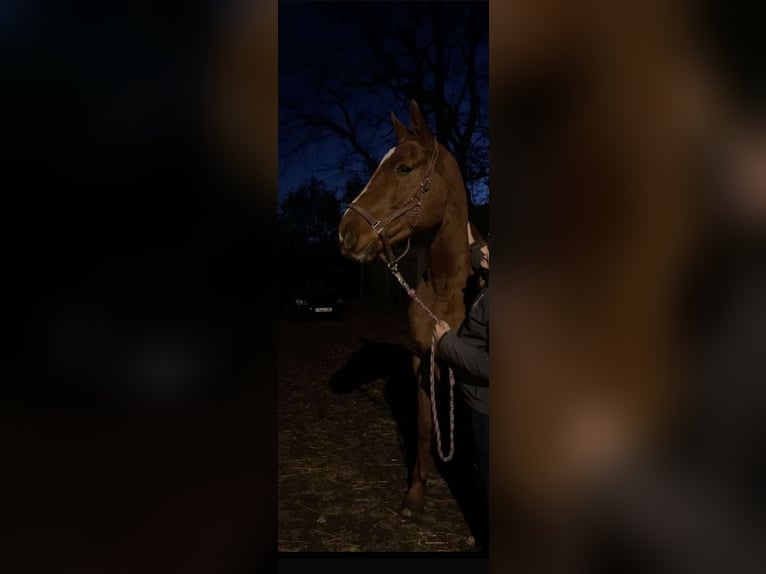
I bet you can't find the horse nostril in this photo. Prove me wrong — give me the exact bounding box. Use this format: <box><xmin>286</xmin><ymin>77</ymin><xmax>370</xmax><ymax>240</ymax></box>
<box><xmin>342</xmin><ymin>228</ymin><xmax>356</xmax><ymax>251</ymax></box>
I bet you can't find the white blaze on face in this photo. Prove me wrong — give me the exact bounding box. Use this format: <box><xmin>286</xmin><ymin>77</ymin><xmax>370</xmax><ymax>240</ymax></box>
<box><xmin>342</xmin><ymin>147</ymin><xmax>397</xmax><ymax>219</ymax></box>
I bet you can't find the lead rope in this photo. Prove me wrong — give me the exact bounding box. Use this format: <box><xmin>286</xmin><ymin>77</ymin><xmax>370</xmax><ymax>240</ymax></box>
<box><xmin>386</xmin><ymin>260</ymin><xmax>455</xmax><ymax>462</ymax></box>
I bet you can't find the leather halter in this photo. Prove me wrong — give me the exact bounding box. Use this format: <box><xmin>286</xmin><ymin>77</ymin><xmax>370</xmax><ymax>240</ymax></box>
<box><xmin>347</xmin><ymin>139</ymin><xmax>439</xmax><ymax>265</ymax></box>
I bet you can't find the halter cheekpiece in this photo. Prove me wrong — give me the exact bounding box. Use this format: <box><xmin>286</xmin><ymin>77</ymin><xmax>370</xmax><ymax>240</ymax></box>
<box><xmin>346</xmin><ymin>139</ymin><xmax>439</xmax><ymax>265</ymax></box>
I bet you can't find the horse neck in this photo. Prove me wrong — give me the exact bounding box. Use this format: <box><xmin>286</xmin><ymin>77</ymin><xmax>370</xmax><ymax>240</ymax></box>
<box><xmin>426</xmin><ymin>187</ymin><xmax>469</xmax><ymax>296</ymax></box>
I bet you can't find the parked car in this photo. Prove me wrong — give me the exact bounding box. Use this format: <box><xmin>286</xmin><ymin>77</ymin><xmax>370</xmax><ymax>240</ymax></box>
<box><xmin>285</xmin><ymin>277</ymin><xmax>344</xmax><ymax>320</ymax></box>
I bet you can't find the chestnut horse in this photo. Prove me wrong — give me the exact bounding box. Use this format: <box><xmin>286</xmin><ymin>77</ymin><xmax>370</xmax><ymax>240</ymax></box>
<box><xmin>338</xmin><ymin>100</ymin><xmax>472</xmax><ymax>516</ymax></box>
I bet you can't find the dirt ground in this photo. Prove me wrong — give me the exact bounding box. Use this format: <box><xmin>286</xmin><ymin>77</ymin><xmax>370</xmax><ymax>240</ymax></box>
<box><xmin>278</xmin><ymin>300</ymin><xmax>483</xmax><ymax>553</ymax></box>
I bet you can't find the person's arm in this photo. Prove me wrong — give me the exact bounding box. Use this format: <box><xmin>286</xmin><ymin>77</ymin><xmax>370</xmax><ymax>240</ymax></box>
<box><xmin>437</xmin><ymin>332</ymin><xmax>489</xmax><ymax>383</ymax></box>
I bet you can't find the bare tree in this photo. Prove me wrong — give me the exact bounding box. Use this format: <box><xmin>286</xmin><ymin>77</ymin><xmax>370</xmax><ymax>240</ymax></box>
<box><xmin>279</xmin><ymin>1</ymin><xmax>489</xmax><ymax>205</ymax></box>
<box><xmin>278</xmin><ymin>176</ymin><xmax>342</xmax><ymax>242</ymax></box>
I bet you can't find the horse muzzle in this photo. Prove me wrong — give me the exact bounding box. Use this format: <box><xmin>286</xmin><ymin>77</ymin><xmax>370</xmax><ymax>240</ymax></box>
<box><xmin>339</xmin><ymin>224</ymin><xmax>380</xmax><ymax>263</ymax></box>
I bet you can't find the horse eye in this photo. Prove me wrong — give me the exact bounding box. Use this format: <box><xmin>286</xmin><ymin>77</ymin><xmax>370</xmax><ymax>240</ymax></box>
<box><xmin>396</xmin><ymin>164</ymin><xmax>412</xmax><ymax>174</ymax></box>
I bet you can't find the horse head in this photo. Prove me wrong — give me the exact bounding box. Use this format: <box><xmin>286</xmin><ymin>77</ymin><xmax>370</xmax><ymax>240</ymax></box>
<box><xmin>339</xmin><ymin>100</ymin><xmax>450</xmax><ymax>264</ymax></box>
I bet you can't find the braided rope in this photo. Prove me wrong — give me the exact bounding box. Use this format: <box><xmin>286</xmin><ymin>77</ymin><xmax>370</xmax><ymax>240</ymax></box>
<box><xmin>388</xmin><ymin>263</ymin><xmax>455</xmax><ymax>462</ymax></box>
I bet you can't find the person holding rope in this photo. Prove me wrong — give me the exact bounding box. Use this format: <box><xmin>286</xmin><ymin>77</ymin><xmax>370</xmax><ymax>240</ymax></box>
<box><xmin>433</xmin><ymin>221</ymin><xmax>489</xmax><ymax>551</ymax></box>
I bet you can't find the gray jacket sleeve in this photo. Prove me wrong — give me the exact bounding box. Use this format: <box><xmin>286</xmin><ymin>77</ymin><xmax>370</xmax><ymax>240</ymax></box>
<box><xmin>437</xmin><ymin>332</ymin><xmax>489</xmax><ymax>384</ymax></box>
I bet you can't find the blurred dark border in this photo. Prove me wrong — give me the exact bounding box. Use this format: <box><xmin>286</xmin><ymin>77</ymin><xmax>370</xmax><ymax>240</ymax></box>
<box><xmin>1</xmin><ymin>0</ymin><xmax>276</xmax><ymax>572</ymax></box>
<box><xmin>490</xmin><ymin>0</ymin><xmax>764</xmax><ymax>572</ymax></box>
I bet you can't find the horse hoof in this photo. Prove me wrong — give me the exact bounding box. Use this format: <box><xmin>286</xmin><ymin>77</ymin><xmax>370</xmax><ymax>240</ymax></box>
<box><xmin>400</xmin><ymin>493</ymin><xmax>425</xmax><ymax>517</ymax></box>
<box><xmin>400</xmin><ymin>502</ymin><xmax>424</xmax><ymax>518</ymax></box>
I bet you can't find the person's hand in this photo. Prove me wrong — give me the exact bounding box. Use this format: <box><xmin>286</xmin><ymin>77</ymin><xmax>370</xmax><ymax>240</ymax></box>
<box><xmin>433</xmin><ymin>319</ymin><xmax>451</xmax><ymax>345</ymax></box>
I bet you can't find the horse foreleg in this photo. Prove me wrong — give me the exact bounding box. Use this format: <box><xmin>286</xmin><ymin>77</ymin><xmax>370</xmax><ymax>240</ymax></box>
<box><xmin>402</xmin><ymin>353</ymin><xmax>433</xmax><ymax>517</ymax></box>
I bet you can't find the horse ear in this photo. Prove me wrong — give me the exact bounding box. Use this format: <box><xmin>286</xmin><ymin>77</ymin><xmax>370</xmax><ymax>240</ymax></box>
<box><xmin>391</xmin><ymin>111</ymin><xmax>409</xmax><ymax>145</ymax></box>
<box><xmin>409</xmin><ymin>100</ymin><xmax>435</xmax><ymax>146</ymax></box>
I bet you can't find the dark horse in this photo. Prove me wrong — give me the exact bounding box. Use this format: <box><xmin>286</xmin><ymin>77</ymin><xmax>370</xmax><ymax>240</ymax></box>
<box><xmin>338</xmin><ymin>100</ymin><xmax>473</xmax><ymax>516</ymax></box>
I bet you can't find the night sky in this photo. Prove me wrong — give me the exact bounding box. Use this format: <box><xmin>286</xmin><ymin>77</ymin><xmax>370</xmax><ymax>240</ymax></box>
<box><xmin>278</xmin><ymin>1</ymin><xmax>489</xmax><ymax>208</ymax></box>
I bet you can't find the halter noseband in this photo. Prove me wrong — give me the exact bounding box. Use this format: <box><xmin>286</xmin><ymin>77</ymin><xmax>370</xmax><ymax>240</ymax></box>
<box><xmin>347</xmin><ymin>139</ymin><xmax>439</xmax><ymax>266</ymax></box>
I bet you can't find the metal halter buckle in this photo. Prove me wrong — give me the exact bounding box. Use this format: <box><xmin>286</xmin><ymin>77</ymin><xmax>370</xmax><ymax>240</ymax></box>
<box><xmin>372</xmin><ymin>221</ymin><xmax>385</xmax><ymax>234</ymax></box>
